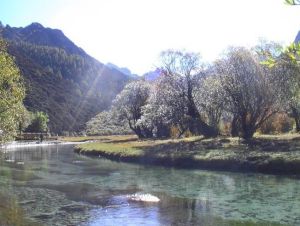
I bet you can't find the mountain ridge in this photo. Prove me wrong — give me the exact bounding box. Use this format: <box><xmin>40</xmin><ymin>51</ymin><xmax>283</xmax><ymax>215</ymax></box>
<box><xmin>106</xmin><ymin>62</ymin><xmax>139</xmax><ymax>78</ymax></box>
<box><xmin>0</xmin><ymin>23</ymin><xmax>134</xmax><ymax>133</ymax></box>
<box><xmin>1</xmin><ymin>22</ymin><xmax>87</xmax><ymax>56</ymax></box>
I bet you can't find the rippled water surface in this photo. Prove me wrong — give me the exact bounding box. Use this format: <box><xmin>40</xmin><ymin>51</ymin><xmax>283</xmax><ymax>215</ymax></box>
<box><xmin>0</xmin><ymin>144</ymin><xmax>299</xmax><ymax>226</ymax></box>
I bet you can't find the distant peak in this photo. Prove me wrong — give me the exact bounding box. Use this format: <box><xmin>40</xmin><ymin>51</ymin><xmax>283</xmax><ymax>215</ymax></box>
<box><xmin>106</xmin><ymin>62</ymin><xmax>132</xmax><ymax>76</ymax></box>
<box><xmin>295</xmin><ymin>31</ymin><xmax>300</xmax><ymax>43</ymax></box>
<box><xmin>27</xmin><ymin>22</ymin><xmax>44</xmax><ymax>29</ymax></box>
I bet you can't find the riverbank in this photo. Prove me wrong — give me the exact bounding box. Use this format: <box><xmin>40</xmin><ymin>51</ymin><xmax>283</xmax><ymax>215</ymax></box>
<box><xmin>73</xmin><ymin>134</ymin><xmax>300</xmax><ymax>175</ymax></box>
<box><xmin>59</xmin><ymin>135</ymin><xmax>136</xmax><ymax>143</ymax></box>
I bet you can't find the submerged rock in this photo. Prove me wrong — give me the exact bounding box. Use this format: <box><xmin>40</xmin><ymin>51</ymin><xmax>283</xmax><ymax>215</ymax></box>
<box><xmin>60</xmin><ymin>204</ymin><xmax>89</xmax><ymax>212</ymax></box>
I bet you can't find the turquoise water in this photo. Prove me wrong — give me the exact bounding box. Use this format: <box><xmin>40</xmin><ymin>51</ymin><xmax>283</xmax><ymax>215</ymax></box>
<box><xmin>0</xmin><ymin>144</ymin><xmax>299</xmax><ymax>225</ymax></box>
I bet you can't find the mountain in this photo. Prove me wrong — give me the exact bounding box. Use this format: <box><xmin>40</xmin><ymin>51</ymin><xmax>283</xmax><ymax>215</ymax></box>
<box><xmin>0</xmin><ymin>22</ymin><xmax>134</xmax><ymax>133</ymax></box>
<box><xmin>106</xmin><ymin>62</ymin><xmax>139</xmax><ymax>79</ymax></box>
<box><xmin>2</xmin><ymin>23</ymin><xmax>86</xmax><ymax>56</ymax></box>
<box><xmin>143</xmin><ymin>68</ymin><xmax>162</xmax><ymax>81</ymax></box>
<box><xmin>295</xmin><ymin>30</ymin><xmax>300</xmax><ymax>43</ymax></box>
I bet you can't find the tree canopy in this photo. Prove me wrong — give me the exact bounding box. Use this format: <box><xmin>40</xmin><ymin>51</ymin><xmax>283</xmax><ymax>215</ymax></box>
<box><xmin>285</xmin><ymin>0</ymin><xmax>300</xmax><ymax>5</ymax></box>
<box><xmin>92</xmin><ymin>42</ymin><xmax>300</xmax><ymax>141</ymax></box>
<box><xmin>25</xmin><ymin>111</ymin><xmax>49</xmax><ymax>133</ymax></box>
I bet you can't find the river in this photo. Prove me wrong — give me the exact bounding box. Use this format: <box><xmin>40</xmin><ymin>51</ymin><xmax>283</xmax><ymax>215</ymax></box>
<box><xmin>0</xmin><ymin>144</ymin><xmax>299</xmax><ymax>226</ymax></box>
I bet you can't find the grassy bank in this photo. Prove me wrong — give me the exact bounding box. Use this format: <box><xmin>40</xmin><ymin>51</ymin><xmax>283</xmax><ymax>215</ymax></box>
<box><xmin>59</xmin><ymin>135</ymin><xmax>136</xmax><ymax>143</ymax></box>
<box><xmin>74</xmin><ymin>134</ymin><xmax>300</xmax><ymax>175</ymax></box>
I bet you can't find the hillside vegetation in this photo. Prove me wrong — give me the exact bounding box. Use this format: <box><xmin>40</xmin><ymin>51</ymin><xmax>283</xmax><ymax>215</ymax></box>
<box><xmin>0</xmin><ymin>23</ymin><xmax>133</xmax><ymax>133</ymax></box>
<box><xmin>0</xmin><ymin>39</ymin><xmax>25</xmax><ymax>143</ymax></box>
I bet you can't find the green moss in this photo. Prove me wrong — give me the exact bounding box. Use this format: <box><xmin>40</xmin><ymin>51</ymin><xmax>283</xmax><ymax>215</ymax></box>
<box><xmin>203</xmin><ymin>216</ymin><xmax>285</xmax><ymax>226</ymax></box>
<box><xmin>0</xmin><ymin>193</ymin><xmax>41</xmax><ymax>226</ymax></box>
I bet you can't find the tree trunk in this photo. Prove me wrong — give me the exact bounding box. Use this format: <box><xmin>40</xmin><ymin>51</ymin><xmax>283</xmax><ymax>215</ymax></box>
<box><xmin>128</xmin><ymin>120</ymin><xmax>153</xmax><ymax>139</ymax></box>
<box><xmin>142</xmin><ymin>127</ymin><xmax>153</xmax><ymax>138</ymax></box>
<box><xmin>240</xmin><ymin>113</ymin><xmax>255</xmax><ymax>140</ymax></box>
<box><xmin>128</xmin><ymin>122</ymin><xmax>145</xmax><ymax>139</ymax></box>
<box><xmin>296</xmin><ymin>119</ymin><xmax>300</xmax><ymax>133</ymax></box>
<box><xmin>241</xmin><ymin>128</ymin><xmax>255</xmax><ymax>140</ymax></box>
<box><xmin>186</xmin><ymin>92</ymin><xmax>218</xmax><ymax>138</ymax></box>
<box><xmin>156</xmin><ymin>124</ymin><xmax>170</xmax><ymax>138</ymax></box>
<box><xmin>229</xmin><ymin>112</ymin><xmax>256</xmax><ymax>140</ymax></box>
<box><xmin>231</xmin><ymin>116</ymin><xmax>239</xmax><ymax>137</ymax></box>
<box><xmin>291</xmin><ymin>107</ymin><xmax>300</xmax><ymax>132</ymax></box>
<box><xmin>134</xmin><ymin>127</ymin><xmax>145</xmax><ymax>139</ymax></box>
<box><xmin>189</xmin><ymin>118</ymin><xmax>218</xmax><ymax>138</ymax></box>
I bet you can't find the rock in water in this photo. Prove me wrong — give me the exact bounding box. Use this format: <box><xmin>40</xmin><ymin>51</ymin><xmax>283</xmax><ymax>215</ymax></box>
<box><xmin>128</xmin><ymin>193</ymin><xmax>160</xmax><ymax>203</ymax></box>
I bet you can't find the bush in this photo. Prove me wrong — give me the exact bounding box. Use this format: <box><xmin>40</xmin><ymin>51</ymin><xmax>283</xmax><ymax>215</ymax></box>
<box><xmin>259</xmin><ymin>113</ymin><xmax>293</xmax><ymax>134</ymax></box>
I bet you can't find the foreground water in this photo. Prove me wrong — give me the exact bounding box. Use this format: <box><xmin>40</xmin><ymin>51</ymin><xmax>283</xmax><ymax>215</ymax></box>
<box><xmin>0</xmin><ymin>144</ymin><xmax>299</xmax><ymax>226</ymax></box>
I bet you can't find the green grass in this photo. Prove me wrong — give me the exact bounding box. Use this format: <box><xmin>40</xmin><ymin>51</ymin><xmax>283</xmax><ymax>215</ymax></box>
<box><xmin>75</xmin><ymin>135</ymin><xmax>207</xmax><ymax>157</ymax></box>
<box><xmin>78</xmin><ymin>142</ymin><xmax>143</xmax><ymax>157</ymax></box>
<box><xmin>59</xmin><ymin>134</ymin><xmax>137</xmax><ymax>142</ymax></box>
<box><xmin>74</xmin><ymin>134</ymin><xmax>300</xmax><ymax>174</ymax></box>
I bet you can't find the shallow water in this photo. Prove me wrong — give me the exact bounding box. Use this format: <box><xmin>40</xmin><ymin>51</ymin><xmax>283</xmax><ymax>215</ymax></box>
<box><xmin>0</xmin><ymin>144</ymin><xmax>299</xmax><ymax>226</ymax></box>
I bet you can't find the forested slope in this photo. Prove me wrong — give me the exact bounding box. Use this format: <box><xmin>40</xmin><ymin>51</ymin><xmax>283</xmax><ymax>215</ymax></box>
<box><xmin>0</xmin><ymin>23</ymin><xmax>133</xmax><ymax>133</ymax></box>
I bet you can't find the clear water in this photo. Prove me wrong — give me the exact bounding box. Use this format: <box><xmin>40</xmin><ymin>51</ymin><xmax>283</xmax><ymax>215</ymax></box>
<box><xmin>0</xmin><ymin>144</ymin><xmax>299</xmax><ymax>226</ymax></box>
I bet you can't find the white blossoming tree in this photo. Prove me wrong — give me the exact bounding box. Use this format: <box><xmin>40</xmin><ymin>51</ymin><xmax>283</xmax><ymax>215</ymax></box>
<box><xmin>215</xmin><ymin>47</ymin><xmax>279</xmax><ymax>139</ymax></box>
<box><xmin>112</xmin><ymin>80</ymin><xmax>153</xmax><ymax>138</ymax></box>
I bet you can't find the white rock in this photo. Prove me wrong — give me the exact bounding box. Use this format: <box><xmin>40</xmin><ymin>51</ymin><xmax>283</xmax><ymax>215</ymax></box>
<box><xmin>128</xmin><ymin>193</ymin><xmax>160</xmax><ymax>203</ymax></box>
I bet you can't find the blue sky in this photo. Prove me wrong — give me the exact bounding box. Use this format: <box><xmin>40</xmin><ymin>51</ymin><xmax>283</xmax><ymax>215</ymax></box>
<box><xmin>1</xmin><ymin>0</ymin><xmax>64</xmax><ymax>27</ymax></box>
<box><xmin>1</xmin><ymin>0</ymin><xmax>300</xmax><ymax>75</ymax></box>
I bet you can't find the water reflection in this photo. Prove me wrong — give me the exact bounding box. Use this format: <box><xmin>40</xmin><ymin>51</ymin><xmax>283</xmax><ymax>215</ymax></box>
<box><xmin>0</xmin><ymin>144</ymin><xmax>299</xmax><ymax>225</ymax></box>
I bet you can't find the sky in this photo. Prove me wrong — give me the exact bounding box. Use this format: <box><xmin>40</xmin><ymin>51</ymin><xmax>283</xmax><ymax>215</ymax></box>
<box><xmin>1</xmin><ymin>0</ymin><xmax>300</xmax><ymax>75</ymax></box>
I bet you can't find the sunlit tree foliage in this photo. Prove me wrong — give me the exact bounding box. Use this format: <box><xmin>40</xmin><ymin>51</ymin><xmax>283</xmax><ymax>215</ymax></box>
<box><xmin>90</xmin><ymin>43</ymin><xmax>300</xmax><ymax>140</ymax></box>
<box><xmin>0</xmin><ymin>39</ymin><xmax>25</xmax><ymax>143</ymax></box>
<box><xmin>85</xmin><ymin>110</ymin><xmax>131</xmax><ymax>136</ymax></box>
<box><xmin>25</xmin><ymin>111</ymin><xmax>49</xmax><ymax>133</ymax></box>
<box><xmin>158</xmin><ymin>50</ymin><xmax>218</xmax><ymax>137</ymax></box>
<box><xmin>215</xmin><ymin>47</ymin><xmax>280</xmax><ymax>139</ymax></box>
<box><xmin>285</xmin><ymin>0</ymin><xmax>300</xmax><ymax>5</ymax></box>
<box><xmin>113</xmin><ymin>80</ymin><xmax>152</xmax><ymax>138</ymax></box>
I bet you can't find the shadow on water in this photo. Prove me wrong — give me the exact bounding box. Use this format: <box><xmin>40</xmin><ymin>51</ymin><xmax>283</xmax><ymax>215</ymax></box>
<box><xmin>0</xmin><ymin>144</ymin><xmax>298</xmax><ymax>225</ymax></box>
